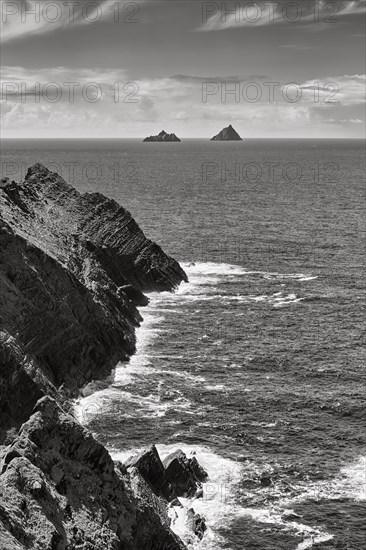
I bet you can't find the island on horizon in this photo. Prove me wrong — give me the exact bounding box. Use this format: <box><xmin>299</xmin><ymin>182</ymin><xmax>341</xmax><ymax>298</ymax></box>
<box><xmin>211</xmin><ymin>124</ymin><xmax>243</xmax><ymax>141</ymax></box>
<box><xmin>143</xmin><ymin>130</ymin><xmax>181</xmax><ymax>142</ymax></box>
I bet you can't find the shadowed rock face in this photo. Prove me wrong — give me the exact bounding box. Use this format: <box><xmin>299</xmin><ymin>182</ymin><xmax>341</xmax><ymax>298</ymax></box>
<box><xmin>125</xmin><ymin>446</ymin><xmax>208</xmax><ymax>501</ymax></box>
<box><xmin>0</xmin><ymin>164</ymin><xmax>205</xmax><ymax>549</ymax></box>
<box><xmin>210</xmin><ymin>124</ymin><xmax>242</xmax><ymax>141</ymax></box>
<box><xmin>0</xmin><ymin>397</ymin><xmax>186</xmax><ymax>550</ymax></box>
<box><xmin>0</xmin><ymin>164</ymin><xmax>187</xmax><ymax>441</ymax></box>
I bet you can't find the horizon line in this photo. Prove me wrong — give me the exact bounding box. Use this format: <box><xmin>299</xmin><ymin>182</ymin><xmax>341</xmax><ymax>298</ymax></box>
<box><xmin>1</xmin><ymin>137</ymin><xmax>365</xmax><ymax>140</ymax></box>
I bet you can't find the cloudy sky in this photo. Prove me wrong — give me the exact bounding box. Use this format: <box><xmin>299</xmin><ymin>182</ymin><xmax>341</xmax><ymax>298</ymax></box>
<box><xmin>1</xmin><ymin>0</ymin><xmax>365</xmax><ymax>138</ymax></box>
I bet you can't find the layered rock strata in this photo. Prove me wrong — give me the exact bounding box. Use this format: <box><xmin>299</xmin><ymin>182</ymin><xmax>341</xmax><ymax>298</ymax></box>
<box><xmin>0</xmin><ymin>164</ymin><xmax>207</xmax><ymax>549</ymax></box>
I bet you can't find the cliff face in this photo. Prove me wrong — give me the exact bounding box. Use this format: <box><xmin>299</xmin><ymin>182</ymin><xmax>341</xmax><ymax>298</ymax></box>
<box><xmin>0</xmin><ymin>164</ymin><xmax>187</xmax><ymax>442</ymax></box>
<box><xmin>0</xmin><ymin>164</ymin><xmax>202</xmax><ymax>549</ymax></box>
<box><xmin>0</xmin><ymin>397</ymin><xmax>186</xmax><ymax>550</ymax></box>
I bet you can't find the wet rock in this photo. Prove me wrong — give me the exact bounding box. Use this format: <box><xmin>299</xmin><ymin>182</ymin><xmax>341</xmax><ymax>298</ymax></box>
<box><xmin>163</xmin><ymin>449</ymin><xmax>208</xmax><ymax>498</ymax></box>
<box><xmin>186</xmin><ymin>508</ymin><xmax>207</xmax><ymax>540</ymax></box>
<box><xmin>118</xmin><ymin>284</ymin><xmax>149</xmax><ymax>306</ymax></box>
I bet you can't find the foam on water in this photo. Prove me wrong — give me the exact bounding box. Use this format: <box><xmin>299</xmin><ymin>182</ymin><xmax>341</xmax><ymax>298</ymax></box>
<box><xmin>281</xmin><ymin>455</ymin><xmax>366</xmax><ymax>505</ymax></box>
<box><xmin>181</xmin><ymin>262</ymin><xmax>316</xmax><ymax>283</ymax></box>
<box><xmin>75</xmin><ymin>261</ymin><xmax>347</xmax><ymax>549</ymax></box>
<box><xmin>112</xmin><ymin>443</ymin><xmax>243</xmax><ymax>550</ymax></box>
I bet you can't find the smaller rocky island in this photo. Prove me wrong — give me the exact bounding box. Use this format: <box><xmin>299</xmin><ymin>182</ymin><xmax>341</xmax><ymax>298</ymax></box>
<box><xmin>143</xmin><ymin>130</ymin><xmax>181</xmax><ymax>142</ymax></box>
<box><xmin>211</xmin><ymin>124</ymin><xmax>242</xmax><ymax>141</ymax></box>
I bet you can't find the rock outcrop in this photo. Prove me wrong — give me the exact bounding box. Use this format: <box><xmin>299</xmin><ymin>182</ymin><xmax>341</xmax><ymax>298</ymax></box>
<box><xmin>0</xmin><ymin>164</ymin><xmax>209</xmax><ymax>549</ymax></box>
<box><xmin>143</xmin><ymin>130</ymin><xmax>181</xmax><ymax>142</ymax></box>
<box><xmin>163</xmin><ymin>449</ymin><xmax>208</xmax><ymax>498</ymax></box>
<box><xmin>210</xmin><ymin>124</ymin><xmax>242</xmax><ymax>141</ymax></box>
<box><xmin>0</xmin><ymin>397</ymin><xmax>186</xmax><ymax>550</ymax></box>
<box><xmin>125</xmin><ymin>445</ymin><xmax>208</xmax><ymax>501</ymax></box>
<box><xmin>0</xmin><ymin>164</ymin><xmax>187</xmax><ymax>441</ymax></box>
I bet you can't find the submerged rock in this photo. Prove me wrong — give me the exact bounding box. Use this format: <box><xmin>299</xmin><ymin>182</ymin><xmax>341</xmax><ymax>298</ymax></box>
<box><xmin>143</xmin><ymin>130</ymin><xmax>181</xmax><ymax>142</ymax></box>
<box><xmin>210</xmin><ymin>124</ymin><xmax>242</xmax><ymax>141</ymax></box>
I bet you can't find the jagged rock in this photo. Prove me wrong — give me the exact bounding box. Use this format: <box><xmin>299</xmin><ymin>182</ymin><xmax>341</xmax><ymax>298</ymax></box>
<box><xmin>0</xmin><ymin>164</ymin><xmax>187</xmax><ymax>440</ymax></box>
<box><xmin>211</xmin><ymin>124</ymin><xmax>242</xmax><ymax>141</ymax></box>
<box><xmin>0</xmin><ymin>164</ymin><xmax>200</xmax><ymax>549</ymax></box>
<box><xmin>143</xmin><ymin>130</ymin><xmax>181</xmax><ymax>142</ymax></box>
<box><xmin>118</xmin><ymin>284</ymin><xmax>149</xmax><ymax>306</ymax></box>
<box><xmin>186</xmin><ymin>508</ymin><xmax>207</xmax><ymax>540</ymax></box>
<box><xmin>125</xmin><ymin>447</ymin><xmax>208</xmax><ymax>502</ymax></box>
<box><xmin>125</xmin><ymin>445</ymin><xmax>170</xmax><ymax>499</ymax></box>
<box><xmin>163</xmin><ymin>450</ymin><xmax>208</xmax><ymax>498</ymax></box>
<box><xmin>0</xmin><ymin>397</ymin><xmax>186</xmax><ymax>550</ymax></box>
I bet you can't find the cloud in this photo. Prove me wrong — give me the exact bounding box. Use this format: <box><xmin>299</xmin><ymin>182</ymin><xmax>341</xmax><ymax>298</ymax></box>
<box><xmin>299</xmin><ymin>75</ymin><xmax>366</xmax><ymax>106</ymax></box>
<box><xmin>0</xmin><ymin>0</ymin><xmax>141</xmax><ymax>43</ymax></box>
<box><xmin>0</xmin><ymin>65</ymin><xmax>128</xmax><ymax>102</ymax></box>
<box><xmin>171</xmin><ymin>74</ymin><xmax>270</xmax><ymax>83</ymax></box>
<box><xmin>1</xmin><ymin>66</ymin><xmax>365</xmax><ymax>137</ymax></box>
<box><xmin>198</xmin><ymin>0</ymin><xmax>366</xmax><ymax>31</ymax></box>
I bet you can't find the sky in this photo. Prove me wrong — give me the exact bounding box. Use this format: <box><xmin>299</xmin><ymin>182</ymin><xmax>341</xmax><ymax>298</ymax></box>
<box><xmin>0</xmin><ymin>0</ymin><xmax>365</xmax><ymax>138</ymax></box>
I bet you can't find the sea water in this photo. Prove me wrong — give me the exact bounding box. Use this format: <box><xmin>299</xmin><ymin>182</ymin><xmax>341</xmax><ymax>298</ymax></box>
<box><xmin>2</xmin><ymin>138</ymin><xmax>365</xmax><ymax>549</ymax></box>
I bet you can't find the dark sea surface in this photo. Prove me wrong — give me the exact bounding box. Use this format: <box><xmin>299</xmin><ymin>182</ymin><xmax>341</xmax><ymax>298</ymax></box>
<box><xmin>1</xmin><ymin>138</ymin><xmax>365</xmax><ymax>549</ymax></box>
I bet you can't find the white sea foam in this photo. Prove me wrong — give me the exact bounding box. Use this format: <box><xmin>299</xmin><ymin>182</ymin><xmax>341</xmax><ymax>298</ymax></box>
<box><xmin>181</xmin><ymin>262</ymin><xmax>252</xmax><ymax>277</ymax></box>
<box><xmin>159</xmin><ymin>444</ymin><xmax>243</xmax><ymax>550</ymax></box>
<box><xmin>281</xmin><ymin>455</ymin><xmax>366</xmax><ymax>506</ymax></box>
<box><xmin>242</xmin><ymin>455</ymin><xmax>366</xmax><ymax>549</ymax></box>
<box><xmin>204</xmin><ymin>384</ymin><xmax>227</xmax><ymax>391</ymax></box>
<box><xmin>75</xmin><ymin>260</ymin><xmax>323</xmax><ymax>548</ymax></box>
<box><xmin>181</xmin><ymin>261</ymin><xmax>316</xmax><ymax>282</ymax></box>
<box><xmin>111</xmin><ymin>443</ymin><xmax>242</xmax><ymax>549</ymax></box>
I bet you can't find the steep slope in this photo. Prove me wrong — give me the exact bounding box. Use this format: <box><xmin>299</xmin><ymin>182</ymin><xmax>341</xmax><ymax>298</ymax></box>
<box><xmin>0</xmin><ymin>164</ymin><xmax>187</xmax><ymax>441</ymax></box>
<box><xmin>0</xmin><ymin>164</ymin><xmax>202</xmax><ymax>550</ymax></box>
<box><xmin>0</xmin><ymin>397</ymin><xmax>187</xmax><ymax>550</ymax></box>
<box><xmin>210</xmin><ymin>124</ymin><xmax>242</xmax><ymax>141</ymax></box>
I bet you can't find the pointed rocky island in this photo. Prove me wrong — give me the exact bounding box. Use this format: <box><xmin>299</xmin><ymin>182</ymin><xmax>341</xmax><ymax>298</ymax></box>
<box><xmin>211</xmin><ymin>124</ymin><xmax>242</xmax><ymax>141</ymax></box>
<box><xmin>143</xmin><ymin>130</ymin><xmax>181</xmax><ymax>142</ymax></box>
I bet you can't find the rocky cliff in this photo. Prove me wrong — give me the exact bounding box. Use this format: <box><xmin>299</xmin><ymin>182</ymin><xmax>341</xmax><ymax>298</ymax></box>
<box><xmin>0</xmin><ymin>163</ymin><xmax>187</xmax><ymax>442</ymax></box>
<box><xmin>0</xmin><ymin>397</ymin><xmax>191</xmax><ymax>550</ymax></box>
<box><xmin>0</xmin><ymin>164</ymin><xmax>204</xmax><ymax>549</ymax></box>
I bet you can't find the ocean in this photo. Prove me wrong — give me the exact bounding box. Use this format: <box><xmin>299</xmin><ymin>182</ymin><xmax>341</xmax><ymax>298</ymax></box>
<box><xmin>1</xmin><ymin>138</ymin><xmax>365</xmax><ymax>549</ymax></box>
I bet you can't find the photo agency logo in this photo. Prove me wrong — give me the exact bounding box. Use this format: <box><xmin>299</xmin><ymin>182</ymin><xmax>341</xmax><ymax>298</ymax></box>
<box><xmin>1</xmin><ymin>79</ymin><xmax>140</xmax><ymax>104</ymax></box>
<box><xmin>1</xmin><ymin>0</ymin><xmax>140</xmax><ymax>27</ymax></box>
<box><xmin>202</xmin><ymin>80</ymin><xmax>340</xmax><ymax>105</ymax></box>
<box><xmin>201</xmin><ymin>1</ymin><xmax>344</xmax><ymax>28</ymax></box>
<box><xmin>1</xmin><ymin>160</ymin><xmax>139</xmax><ymax>184</ymax></box>
<box><xmin>201</xmin><ymin>161</ymin><xmax>340</xmax><ymax>184</ymax></box>
<box><xmin>1</xmin><ymin>2</ymin><xmax>142</xmax><ymax>106</ymax></box>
